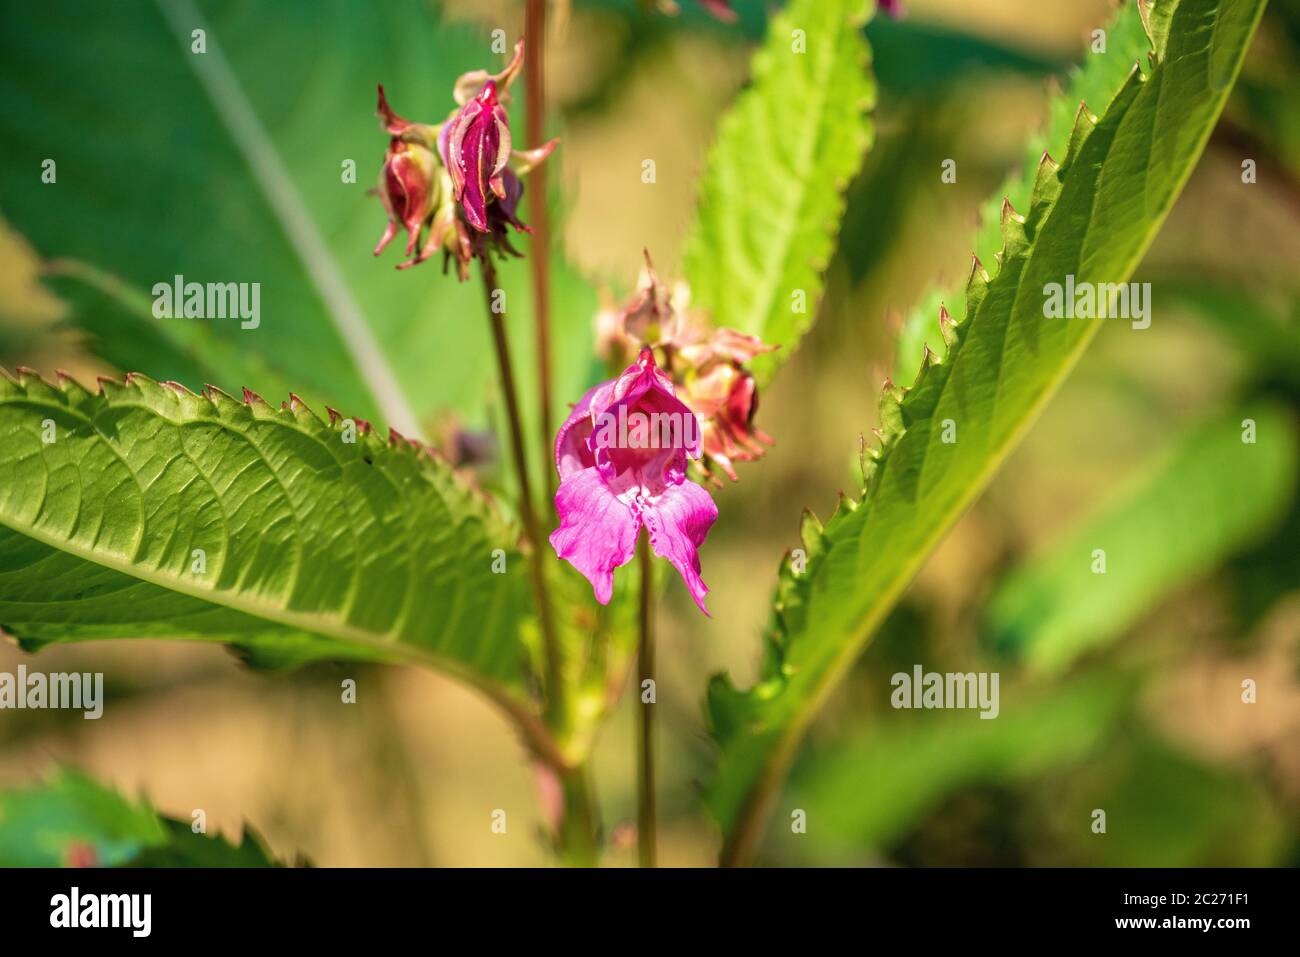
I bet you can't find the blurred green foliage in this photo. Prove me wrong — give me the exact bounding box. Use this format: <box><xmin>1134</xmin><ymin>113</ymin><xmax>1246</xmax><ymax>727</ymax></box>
<box><xmin>985</xmin><ymin>405</ymin><xmax>1298</xmax><ymax>673</ymax></box>
<box><xmin>0</xmin><ymin>769</ymin><xmax>280</xmax><ymax>867</ymax></box>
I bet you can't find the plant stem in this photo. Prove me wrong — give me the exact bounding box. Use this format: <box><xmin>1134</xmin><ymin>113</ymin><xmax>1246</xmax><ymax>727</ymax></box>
<box><xmin>524</xmin><ymin>0</ymin><xmax>556</xmax><ymax>513</ymax></box>
<box><xmin>479</xmin><ymin>256</ymin><xmax>565</xmax><ymax>730</ymax></box>
<box><xmin>636</xmin><ymin>535</ymin><xmax>657</xmax><ymax>867</ymax></box>
<box><xmin>483</xmin><ymin>234</ymin><xmax>600</xmax><ymax>869</ymax></box>
<box><xmin>557</xmin><ymin>765</ymin><xmax>601</xmax><ymax>867</ymax></box>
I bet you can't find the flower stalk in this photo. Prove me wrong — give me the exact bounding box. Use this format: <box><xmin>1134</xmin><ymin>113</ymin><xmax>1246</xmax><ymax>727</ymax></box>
<box><xmin>558</xmin><ymin>766</ymin><xmax>601</xmax><ymax>867</ymax></box>
<box><xmin>525</xmin><ymin>0</ymin><xmax>557</xmax><ymax>512</ymax></box>
<box><xmin>636</xmin><ymin>535</ymin><xmax>657</xmax><ymax>868</ymax></box>
<box><xmin>482</xmin><ymin>265</ymin><xmax>602</xmax><ymax>865</ymax></box>
<box><xmin>479</xmin><ymin>257</ymin><xmax>565</xmax><ymax>732</ymax></box>
<box><xmin>376</xmin><ymin>41</ymin><xmax>590</xmax><ymax>864</ymax></box>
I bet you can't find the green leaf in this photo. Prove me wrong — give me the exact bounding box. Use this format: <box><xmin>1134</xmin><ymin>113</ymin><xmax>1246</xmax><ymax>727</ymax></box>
<box><xmin>784</xmin><ymin>675</ymin><xmax>1131</xmax><ymax>861</ymax></box>
<box><xmin>0</xmin><ymin>0</ymin><xmax>597</xmax><ymax>442</ymax></box>
<box><xmin>986</xmin><ymin>405</ymin><xmax>1298</xmax><ymax>673</ymax></box>
<box><xmin>864</xmin><ymin>11</ymin><xmax>1062</xmax><ymax>96</ymax></box>
<box><xmin>0</xmin><ymin>768</ymin><xmax>282</xmax><ymax>867</ymax></box>
<box><xmin>896</xmin><ymin>0</ymin><xmax>1154</xmax><ymax>382</ymax></box>
<box><xmin>1139</xmin><ymin>0</ymin><xmax>1180</xmax><ymax>56</ymax></box>
<box><xmin>0</xmin><ymin>369</ymin><xmax>543</xmax><ymax>733</ymax></box>
<box><xmin>706</xmin><ymin>0</ymin><xmax>1268</xmax><ymax>864</ymax></box>
<box><xmin>680</xmin><ymin>0</ymin><xmax>876</xmax><ymax>385</ymax></box>
<box><xmin>128</xmin><ymin>818</ymin><xmax>286</xmax><ymax>868</ymax></box>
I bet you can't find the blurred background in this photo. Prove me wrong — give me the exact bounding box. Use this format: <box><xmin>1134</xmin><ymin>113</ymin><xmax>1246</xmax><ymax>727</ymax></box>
<box><xmin>0</xmin><ymin>0</ymin><xmax>1297</xmax><ymax>866</ymax></box>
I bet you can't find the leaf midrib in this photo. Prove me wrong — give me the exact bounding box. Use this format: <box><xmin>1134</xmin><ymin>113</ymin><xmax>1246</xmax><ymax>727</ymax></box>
<box><xmin>741</xmin><ymin>4</ymin><xmax>856</xmax><ymax>340</ymax></box>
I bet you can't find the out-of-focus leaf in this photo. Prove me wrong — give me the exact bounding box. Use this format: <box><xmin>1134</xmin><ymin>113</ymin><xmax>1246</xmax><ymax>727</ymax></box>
<box><xmin>1044</xmin><ymin>732</ymin><xmax>1287</xmax><ymax>865</ymax></box>
<box><xmin>572</xmin><ymin>1</ymin><xmax>1059</xmax><ymax>101</ymax></box>
<box><xmin>784</xmin><ymin>675</ymin><xmax>1131</xmax><ymax>861</ymax></box>
<box><xmin>865</xmin><ymin>12</ymin><xmax>1061</xmax><ymax>95</ymax></box>
<box><xmin>986</xmin><ymin>405</ymin><xmax>1298</xmax><ymax>672</ymax></box>
<box><xmin>705</xmin><ymin>0</ymin><xmax>1268</xmax><ymax>865</ymax></box>
<box><xmin>128</xmin><ymin>818</ymin><xmax>285</xmax><ymax>868</ymax></box>
<box><xmin>0</xmin><ymin>369</ymin><xmax>547</xmax><ymax>743</ymax></box>
<box><xmin>680</xmin><ymin>0</ymin><xmax>876</xmax><ymax>385</ymax></box>
<box><xmin>1224</xmin><ymin>0</ymin><xmax>1300</xmax><ymax>173</ymax></box>
<box><xmin>0</xmin><ymin>768</ymin><xmax>281</xmax><ymax>867</ymax></box>
<box><xmin>1170</xmin><ymin>283</ymin><xmax>1300</xmax><ymax>387</ymax></box>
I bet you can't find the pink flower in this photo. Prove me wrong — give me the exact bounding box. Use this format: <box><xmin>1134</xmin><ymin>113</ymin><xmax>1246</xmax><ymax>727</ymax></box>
<box><xmin>440</xmin><ymin>79</ymin><xmax>511</xmax><ymax>234</ymax></box>
<box><xmin>373</xmin><ymin>85</ymin><xmax>451</xmax><ymax>270</ymax></box>
<box><xmin>550</xmin><ymin>349</ymin><xmax>719</xmax><ymax>614</ymax></box>
<box><xmin>592</xmin><ymin>250</ymin><xmax>777</xmax><ymax>484</ymax></box>
<box><xmin>439</xmin><ymin>40</ymin><xmax>557</xmax><ymax>236</ymax></box>
<box><xmin>373</xmin><ymin>39</ymin><xmax>556</xmax><ymax>276</ymax></box>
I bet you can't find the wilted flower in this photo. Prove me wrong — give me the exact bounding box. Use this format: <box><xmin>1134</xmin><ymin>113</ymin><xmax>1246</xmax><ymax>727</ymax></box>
<box><xmin>597</xmin><ymin>251</ymin><xmax>775</xmax><ymax>484</ymax></box>
<box><xmin>432</xmin><ymin>413</ymin><xmax>498</xmax><ymax>470</ymax></box>
<box><xmin>64</xmin><ymin>842</ymin><xmax>99</xmax><ymax>868</ymax></box>
<box><xmin>595</xmin><ymin>252</ymin><xmax>688</xmax><ymax>361</ymax></box>
<box><xmin>373</xmin><ymin>86</ymin><xmax>453</xmax><ymax>271</ymax></box>
<box><xmin>676</xmin><ymin>328</ymin><xmax>775</xmax><ymax>483</ymax></box>
<box><xmin>550</xmin><ymin>348</ymin><xmax>718</xmax><ymax>614</ymax></box>
<box><xmin>373</xmin><ymin>40</ymin><xmax>557</xmax><ymax>277</ymax></box>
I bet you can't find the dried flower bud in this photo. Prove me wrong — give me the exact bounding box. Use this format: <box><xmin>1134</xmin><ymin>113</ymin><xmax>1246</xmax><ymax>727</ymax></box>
<box><xmin>373</xmin><ymin>39</ymin><xmax>557</xmax><ymax>277</ymax></box>
<box><xmin>596</xmin><ymin>250</ymin><xmax>692</xmax><ymax>361</ymax></box>
<box><xmin>373</xmin><ymin>85</ymin><xmax>457</xmax><ymax>271</ymax></box>
<box><xmin>592</xmin><ymin>250</ymin><xmax>776</xmax><ymax>483</ymax></box>
<box><xmin>698</xmin><ymin>1</ymin><xmax>739</xmax><ymax>23</ymax></box>
<box><xmin>675</xmin><ymin>329</ymin><xmax>776</xmax><ymax>483</ymax></box>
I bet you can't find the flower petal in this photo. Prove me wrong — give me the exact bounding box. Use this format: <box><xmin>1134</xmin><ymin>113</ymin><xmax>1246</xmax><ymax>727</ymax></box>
<box><xmin>511</xmin><ymin>138</ymin><xmax>559</xmax><ymax>176</ymax></box>
<box><xmin>550</xmin><ymin>467</ymin><xmax>641</xmax><ymax>605</ymax></box>
<box><xmin>492</xmin><ymin>105</ymin><xmax>512</xmax><ymax>178</ymax></box>
<box><xmin>451</xmin><ymin>84</ymin><xmax>504</xmax><ymax>233</ymax></box>
<box><xmin>554</xmin><ymin>383</ymin><xmax>601</xmax><ymax>478</ymax></box>
<box><xmin>640</xmin><ymin>478</ymin><xmax>718</xmax><ymax>615</ymax></box>
<box><xmin>494</xmin><ymin>39</ymin><xmax>526</xmax><ymax>93</ymax></box>
<box><xmin>585</xmin><ymin>349</ymin><xmax>704</xmax><ymax>490</ymax></box>
<box><xmin>376</xmin><ymin>84</ymin><xmax>412</xmax><ymax>134</ymax></box>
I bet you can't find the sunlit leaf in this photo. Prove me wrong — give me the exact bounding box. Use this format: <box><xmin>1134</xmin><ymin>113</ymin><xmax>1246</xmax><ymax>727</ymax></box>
<box><xmin>681</xmin><ymin>0</ymin><xmax>876</xmax><ymax>385</ymax></box>
<box><xmin>705</xmin><ymin>0</ymin><xmax>1268</xmax><ymax>865</ymax></box>
<box><xmin>0</xmin><ymin>369</ymin><xmax>543</xmax><ymax>737</ymax></box>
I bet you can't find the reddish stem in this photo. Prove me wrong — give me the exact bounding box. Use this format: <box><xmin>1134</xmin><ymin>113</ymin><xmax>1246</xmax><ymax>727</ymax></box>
<box><xmin>525</xmin><ymin>0</ymin><xmax>556</xmax><ymax>512</ymax></box>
